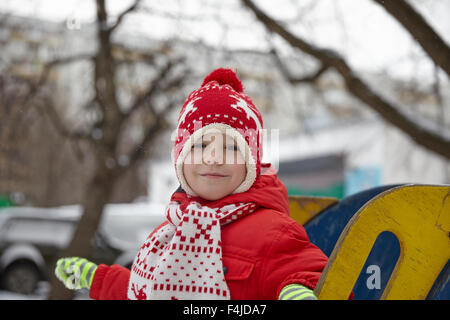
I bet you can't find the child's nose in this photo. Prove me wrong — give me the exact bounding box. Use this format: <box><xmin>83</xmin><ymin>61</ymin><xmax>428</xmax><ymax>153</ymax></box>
<box><xmin>203</xmin><ymin>145</ymin><xmax>224</xmax><ymax>165</ymax></box>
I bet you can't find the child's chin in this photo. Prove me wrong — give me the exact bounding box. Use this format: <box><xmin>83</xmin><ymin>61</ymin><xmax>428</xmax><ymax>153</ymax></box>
<box><xmin>197</xmin><ymin>189</ymin><xmax>230</xmax><ymax>201</ymax></box>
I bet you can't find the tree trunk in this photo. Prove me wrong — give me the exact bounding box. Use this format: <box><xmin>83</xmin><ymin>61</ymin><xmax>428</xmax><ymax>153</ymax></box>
<box><xmin>47</xmin><ymin>158</ymin><xmax>116</xmax><ymax>300</ymax></box>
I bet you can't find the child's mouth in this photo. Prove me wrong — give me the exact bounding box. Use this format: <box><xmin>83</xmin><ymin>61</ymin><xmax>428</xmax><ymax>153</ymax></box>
<box><xmin>201</xmin><ymin>173</ymin><xmax>227</xmax><ymax>178</ymax></box>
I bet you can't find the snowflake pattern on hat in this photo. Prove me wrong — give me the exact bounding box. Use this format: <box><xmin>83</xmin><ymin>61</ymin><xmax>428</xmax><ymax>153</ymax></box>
<box><xmin>173</xmin><ymin>68</ymin><xmax>264</xmax><ymax>197</ymax></box>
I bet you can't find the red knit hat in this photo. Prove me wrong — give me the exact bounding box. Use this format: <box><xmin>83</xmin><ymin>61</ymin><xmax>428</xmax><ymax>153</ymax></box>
<box><xmin>173</xmin><ymin>68</ymin><xmax>264</xmax><ymax>196</ymax></box>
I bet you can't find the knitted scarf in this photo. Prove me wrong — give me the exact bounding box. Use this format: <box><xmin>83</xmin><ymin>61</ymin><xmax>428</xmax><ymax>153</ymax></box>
<box><xmin>127</xmin><ymin>199</ymin><xmax>258</xmax><ymax>300</ymax></box>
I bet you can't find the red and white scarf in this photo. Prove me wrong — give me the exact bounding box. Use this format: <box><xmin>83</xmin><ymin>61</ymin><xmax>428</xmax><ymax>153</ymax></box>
<box><xmin>127</xmin><ymin>199</ymin><xmax>258</xmax><ymax>300</ymax></box>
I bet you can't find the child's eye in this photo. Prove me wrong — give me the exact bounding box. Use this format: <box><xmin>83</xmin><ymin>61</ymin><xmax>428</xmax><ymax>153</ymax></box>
<box><xmin>225</xmin><ymin>145</ymin><xmax>238</xmax><ymax>151</ymax></box>
<box><xmin>192</xmin><ymin>143</ymin><xmax>205</xmax><ymax>149</ymax></box>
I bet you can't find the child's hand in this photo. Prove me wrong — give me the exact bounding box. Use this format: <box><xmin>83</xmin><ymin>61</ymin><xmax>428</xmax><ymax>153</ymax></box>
<box><xmin>279</xmin><ymin>284</ymin><xmax>318</xmax><ymax>300</ymax></box>
<box><xmin>55</xmin><ymin>257</ymin><xmax>97</xmax><ymax>290</ymax></box>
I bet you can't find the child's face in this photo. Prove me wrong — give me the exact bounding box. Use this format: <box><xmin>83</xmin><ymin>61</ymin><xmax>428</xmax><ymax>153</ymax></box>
<box><xmin>183</xmin><ymin>133</ymin><xmax>247</xmax><ymax>200</ymax></box>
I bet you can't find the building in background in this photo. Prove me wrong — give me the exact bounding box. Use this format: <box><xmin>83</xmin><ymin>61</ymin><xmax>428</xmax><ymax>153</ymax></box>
<box><xmin>277</xmin><ymin>154</ymin><xmax>346</xmax><ymax>198</ymax></box>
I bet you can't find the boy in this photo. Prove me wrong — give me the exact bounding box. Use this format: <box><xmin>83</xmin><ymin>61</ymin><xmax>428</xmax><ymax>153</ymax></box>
<box><xmin>55</xmin><ymin>68</ymin><xmax>328</xmax><ymax>300</ymax></box>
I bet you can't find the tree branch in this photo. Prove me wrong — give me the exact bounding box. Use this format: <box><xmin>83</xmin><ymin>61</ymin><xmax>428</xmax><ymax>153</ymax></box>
<box><xmin>270</xmin><ymin>47</ymin><xmax>328</xmax><ymax>84</ymax></box>
<box><xmin>372</xmin><ymin>0</ymin><xmax>450</xmax><ymax>78</ymax></box>
<box><xmin>117</xmin><ymin>99</ymin><xmax>177</xmax><ymax>180</ymax></box>
<box><xmin>40</xmin><ymin>96</ymin><xmax>91</xmax><ymax>141</ymax></box>
<box><xmin>121</xmin><ymin>56</ymin><xmax>186</xmax><ymax>126</ymax></box>
<box><xmin>6</xmin><ymin>54</ymin><xmax>95</xmax><ymax>141</ymax></box>
<box><xmin>114</xmin><ymin>57</ymin><xmax>188</xmax><ymax>178</ymax></box>
<box><xmin>108</xmin><ymin>0</ymin><xmax>142</xmax><ymax>33</ymax></box>
<box><xmin>127</xmin><ymin>59</ymin><xmax>179</xmax><ymax>115</ymax></box>
<box><xmin>242</xmin><ymin>0</ymin><xmax>450</xmax><ymax>160</ymax></box>
<box><xmin>11</xmin><ymin>54</ymin><xmax>94</xmax><ymax>100</ymax></box>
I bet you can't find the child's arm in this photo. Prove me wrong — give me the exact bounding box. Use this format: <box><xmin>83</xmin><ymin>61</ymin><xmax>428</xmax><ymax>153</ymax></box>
<box><xmin>260</xmin><ymin>220</ymin><xmax>329</xmax><ymax>299</ymax></box>
<box><xmin>89</xmin><ymin>263</ymin><xmax>130</xmax><ymax>299</ymax></box>
<box><xmin>55</xmin><ymin>257</ymin><xmax>130</xmax><ymax>300</ymax></box>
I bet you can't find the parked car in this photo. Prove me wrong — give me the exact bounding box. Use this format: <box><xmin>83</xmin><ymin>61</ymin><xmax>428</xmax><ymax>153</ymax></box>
<box><xmin>0</xmin><ymin>203</ymin><xmax>166</xmax><ymax>295</ymax></box>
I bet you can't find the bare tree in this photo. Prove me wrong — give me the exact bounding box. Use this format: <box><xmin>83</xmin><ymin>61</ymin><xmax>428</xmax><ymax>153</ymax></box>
<box><xmin>41</xmin><ymin>0</ymin><xmax>189</xmax><ymax>299</ymax></box>
<box><xmin>241</xmin><ymin>0</ymin><xmax>450</xmax><ymax>160</ymax></box>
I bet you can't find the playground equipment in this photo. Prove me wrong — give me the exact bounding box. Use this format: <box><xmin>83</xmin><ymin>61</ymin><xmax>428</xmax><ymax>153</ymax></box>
<box><xmin>289</xmin><ymin>184</ymin><xmax>450</xmax><ymax>300</ymax></box>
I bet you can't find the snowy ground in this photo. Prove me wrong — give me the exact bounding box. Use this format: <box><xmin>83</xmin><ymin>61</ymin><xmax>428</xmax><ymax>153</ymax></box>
<box><xmin>0</xmin><ymin>281</ymin><xmax>89</xmax><ymax>300</ymax></box>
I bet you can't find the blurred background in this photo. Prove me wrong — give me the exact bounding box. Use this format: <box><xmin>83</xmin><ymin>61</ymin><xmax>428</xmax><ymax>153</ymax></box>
<box><xmin>0</xmin><ymin>0</ymin><xmax>449</xmax><ymax>299</ymax></box>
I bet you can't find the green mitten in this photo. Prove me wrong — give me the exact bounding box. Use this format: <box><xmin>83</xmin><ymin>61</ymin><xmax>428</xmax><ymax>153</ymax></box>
<box><xmin>279</xmin><ymin>284</ymin><xmax>318</xmax><ymax>300</ymax></box>
<box><xmin>55</xmin><ymin>257</ymin><xmax>97</xmax><ymax>290</ymax></box>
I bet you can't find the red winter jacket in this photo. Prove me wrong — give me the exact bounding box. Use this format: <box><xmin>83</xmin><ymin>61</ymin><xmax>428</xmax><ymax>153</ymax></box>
<box><xmin>90</xmin><ymin>170</ymin><xmax>329</xmax><ymax>300</ymax></box>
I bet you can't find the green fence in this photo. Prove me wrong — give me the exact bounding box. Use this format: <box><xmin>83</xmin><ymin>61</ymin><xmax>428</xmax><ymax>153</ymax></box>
<box><xmin>286</xmin><ymin>182</ymin><xmax>345</xmax><ymax>199</ymax></box>
<box><xmin>0</xmin><ymin>194</ymin><xmax>13</xmax><ymax>208</ymax></box>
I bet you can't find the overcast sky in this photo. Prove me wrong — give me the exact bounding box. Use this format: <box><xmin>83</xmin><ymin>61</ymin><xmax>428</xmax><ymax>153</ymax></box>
<box><xmin>1</xmin><ymin>0</ymin><xmax>450</xmax><ymax>81</ymax></box>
